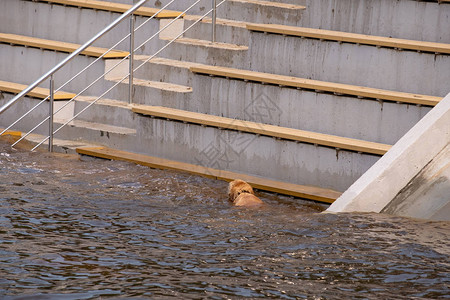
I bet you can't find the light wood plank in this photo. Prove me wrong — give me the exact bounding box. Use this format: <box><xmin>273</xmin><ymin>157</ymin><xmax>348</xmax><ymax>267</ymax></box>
<box><xmin>247</xmin><ymin>23</ymin><xmax>450</xmax><ymax>55</ymax></box>
<box><xmin>76</xmin><ymin>146</ymin><xmax>341</xmax><ymax>203</ymax></box>
<box><xmin>41</xmin><ymin>0</ymin><xmax>184</xmax><ymax>18</ymax></box>
<box><xmin>0</xmin><ymin>80</ymin><xmax>76</xmax><ymax>100</ymax></box>
<box><xmin>131</xmin><ymin>104</ymin><xmax>391</xmax><ymax>155</ymax></box>
<box><xmin>190</xmin><ymin>65</ymin><xmax>442</xmax><ymax>106</ymax></box>
<box><xmin>0</xmin><ymin>33</ymin><xmax>129</xmax><ymax>58</ymax></box>
<box><xmin>0</xmin><ymin>130</ymin><xmax>21</xmax><ymax>137</ymax></box>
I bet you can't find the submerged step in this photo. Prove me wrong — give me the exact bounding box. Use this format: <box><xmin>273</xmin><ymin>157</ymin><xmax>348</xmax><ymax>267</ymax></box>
<box><xmin>131</xmin><ymin>104</ymin><xmax>391</xmax><ymax>155</ymax></box>
<box><xmin>76</xmin><ymin>146</ymin><xmax>341</xmax><ymax>203</ymax></box>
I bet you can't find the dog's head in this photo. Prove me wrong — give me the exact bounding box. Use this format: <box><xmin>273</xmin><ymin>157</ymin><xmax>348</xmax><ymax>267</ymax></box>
<box><xmin>228</xmin><ymin>179</ymin><xmax>254</xmax><ymax>203</ymax></box>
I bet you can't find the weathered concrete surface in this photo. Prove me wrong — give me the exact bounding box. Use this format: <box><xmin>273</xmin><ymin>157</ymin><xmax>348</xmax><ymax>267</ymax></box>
<box><xmin>300</xmin><ymin>0</ymin><xmax>450</xmax><ymax>43</ymax></box>
<box><xmin>0</xmin><ymin>44</ymin><xmax>115</xmax><ymax>96</ymax></box>
<box><xmin>191</xmin><ymin>75</ymin><xmax>432</xmax><ymax>145</ymax></box>
<box><xmin>382</xmin><ymin>143</ymin><xmax>450</xmax><ymax>221</ymax></box>
<box><xmin>131</xmin><ymin>115</ymin><xmax>379</xmax><ymax>192</ymax></box>
<box><xmin>327</xmin><ymin>93</ymin><xmax>450</xmax><ymax>220</ymax></box>
<box><xmin>249</xmin><ymin>31</ymin><xmax>450</xmax><ymax>96</ymax></box>
<box><xmin>0</xmin><ymin>0</ymin><xmax>164</xmax><ymax>54</ymax></box>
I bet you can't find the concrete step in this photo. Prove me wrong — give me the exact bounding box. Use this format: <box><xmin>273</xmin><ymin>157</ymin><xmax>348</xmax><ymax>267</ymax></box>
<box><xmin>36</xmin><ymin>0</ymin><xmax>183</xmax><ymax>18</ymax></box>
<box><xmin>182</xmin><ymin>15</ymin><xmax>250</xmax><ymax>45</ymax></box>
<box><xmin>105</xmin><ymin>77</ymin><xmax>193</xmax><ymax>106</ymax></box>
<box><xmin>0</xmin><ymin>80</ymin><xmax>75</xmax><ymax>100</ymax></box>
<box><xmin>0</xmin><ymin>43</ymin><xmax>111</xmax><ymax>95</ymax></box>
<box><xmin>118</xmin><ymin>0</ymin><xmax>307</xmax><ymax>25</ymax></box>
<box><xmin>132</xmin><ymin>104</ymin><xmax>391</xmax><ymax>155</ymax></box>
<box><xmin>158</xmin><ymin>36</ymin><xmax>248</xmax><ymax>66</ymax></box>
<box><xmin>0</xmin><ymin>130</ymin><xmax>98</xmax><ymax>154</ymax></box>
<box><xmin>0</xmin><ymin>0</ymin><xmax>165</xmax><ymax>54</ymax></box>
<box><xmin>76</xmin><ymin>145</ymin><xmax>341</xmax><ymax>203</ymax></box>
<box><xmin>128</xmin><ymin>104</ymin><xmax>383</xmax><ymax>192</ymax></box>
<box><xmin>132</xmin><ymin>56</ymin><xmax>202</xmax><ymax>87</ymax></box>
<box><xmin>0</xmin><ymin>91</ymin><xmax>137</xmax><ymax>150</ymax></box>
<box><xmin>247</xmin><ymin>28</ymin><xmax>450</xmax><ymax>96</ymax></box>
<box><xmin>247</xmin><ymin>24</ymin><xmax>450</xmax><ymax>54</ymax></box>
<box><xmin>299</xmin><ymin>0</ymin><xmax>450</xmax><ymax>43</ymax></box>
<box><xmin>0</xmin><ymin>92</ymin><xmax>76</xmax><ymax>133</ymax></box>
<box><xmin>73</xmin><ymin>96</ymin><xmax>136</xmax><ymax>129</ymax></box>
<box><xmin>219</xmin><ymin>0</ymin><xmax>306</xmax><ymax>26</ymax></box>
<box><xmin>54</xmin><ymin>119</ymin><xmax>136</xmax><ymax>145</ymax></box>
<box><xmin>0</xmin><ymin>33</ymin><xmax>129</xmax><ymax>58</ymax></box>
<box><xmin>189</xmin><ymin>65</ymin><xmax>436</xmax><ymax>144</ymax></box>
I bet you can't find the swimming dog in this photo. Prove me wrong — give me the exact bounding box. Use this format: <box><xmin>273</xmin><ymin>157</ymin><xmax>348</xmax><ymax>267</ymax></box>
<box><xmin>228</xmin><ymin>179</ymin><xmax>263</xmax><ymax>207</ymax></box>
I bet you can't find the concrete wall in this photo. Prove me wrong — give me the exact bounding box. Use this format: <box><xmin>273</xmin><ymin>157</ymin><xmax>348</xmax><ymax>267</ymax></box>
<box><xmin>191</xmin><ymin>76</ymin><xmax>432</xmax><ymax>145</ymax></box>
<box><xmin>131</xmin><ymin>116</ymin><xmax>379</xmax><ymax>192</ymax></box>
<box><xmin>248</xmin><ymin>32</ymin><xmax>450</xmax><ymax>97</ymax></box>
<box><xmin>382</xmin><ymin>143</ymin><xmax>450</xmax><ymax>221</ymax></box>
<box><xmin>107</xmin><ymin>0</ymin><xmax>306</xmax><ymax>25</ymax></box>
<box><xmin>301</xmin><ymin>0</ymin><xmax>450</xmax><ymax>43</ymax></box>
<box><xmin>0</xmin><ymin>44</ymin><xmax>116</xmax><ymax>96</ymax></box>
<box><xmin>326</xmin><ymin>92</ymin><xmax>450</xmax><ymax>220</ymax></box>
<box><xmin>0</xmin><ymin>0</ymin><xmax>165</xmax><ymax>54</ymax></box>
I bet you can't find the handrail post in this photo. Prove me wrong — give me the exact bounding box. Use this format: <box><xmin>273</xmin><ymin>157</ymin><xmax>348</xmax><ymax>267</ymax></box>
<box><xmin>212</xmin><ymin>0</ymin><xmax>217</xmax><ymax>42</ymax></box>
<box><xmin>129</xmin><ymin>13</ymin><xmax>135</xmax><ymax>104</ymax></box>
<box><xmin>48</xmin><ymin>75</ymin><xmax>54</xmax><ymax>152</ymax></box>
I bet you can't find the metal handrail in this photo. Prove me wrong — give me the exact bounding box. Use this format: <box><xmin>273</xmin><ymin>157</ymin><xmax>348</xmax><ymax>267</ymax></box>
<box><xmin>30</xmin><ymin>0</ymin><xmax>210</xmax><ymax>151</ymax></box>
<box><xmin>11</xmin><ymin>0</ymin><xmax>180</xmax><ymax>149</ymax></box>
<box><xmin>1</xmin><ymin>0</ymin><xmax>223</xmax><ymax>151</ymax></box>
<box><xmin>0</xmin><ymin>0</ymin><xmax>150</xmax><ymax>116</ymax></box>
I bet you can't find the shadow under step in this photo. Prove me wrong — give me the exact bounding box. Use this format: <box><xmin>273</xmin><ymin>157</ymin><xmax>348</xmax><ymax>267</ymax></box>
<box><xmin>76</xmin><ymin>146</ymin><xmax>341</xmax><ymax>203</ymax></box>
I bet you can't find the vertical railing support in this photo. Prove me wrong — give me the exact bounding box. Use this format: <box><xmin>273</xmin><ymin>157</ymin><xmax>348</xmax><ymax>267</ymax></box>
<box><xmin>129</xmin><ymin>13</ymin><xmax>136</xmax><ymax>104</ymax></box>
<box><xmin>212</xmin><ymin>0</ymin><xmax>217</xmax><ymax>42</ymax></box>
<box><xmin>48</xmin><ymin>75</ymin><xmax>55</xmax><ymax>152</ymax></box>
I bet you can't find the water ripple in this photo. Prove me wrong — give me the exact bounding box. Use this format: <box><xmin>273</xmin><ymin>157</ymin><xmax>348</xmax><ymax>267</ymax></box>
<box><xmin>0</xmin><ymin>141</ymin><xmax>449</xmax><ymax>299</ymax></box>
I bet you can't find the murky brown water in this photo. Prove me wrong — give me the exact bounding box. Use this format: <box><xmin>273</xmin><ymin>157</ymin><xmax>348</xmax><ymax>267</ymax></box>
<box><xmin>0</xmin><ymin>140</ymin><xmax>449</xmax><ymax>299</ymax></box>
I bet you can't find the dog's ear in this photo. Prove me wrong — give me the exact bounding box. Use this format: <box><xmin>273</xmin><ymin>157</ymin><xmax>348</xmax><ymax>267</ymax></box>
<box><xmin>228</xmin><ymin>180</ymin><xmax>237</xmax><ymax>202</ymax></box>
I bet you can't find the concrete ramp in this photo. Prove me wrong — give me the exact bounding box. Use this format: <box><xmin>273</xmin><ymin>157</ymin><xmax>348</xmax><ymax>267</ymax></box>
<box><xmin>327</xmin><ymin>92</ymin><xmax>450</xmax><ymax>221</ymax></box>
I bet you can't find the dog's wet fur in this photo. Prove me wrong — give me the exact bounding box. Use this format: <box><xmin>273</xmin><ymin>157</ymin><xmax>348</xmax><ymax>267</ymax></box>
<box><xmin>228</xmin><ymin>179</ymin><xmax>263</xmax><ymax>207</ymax></box>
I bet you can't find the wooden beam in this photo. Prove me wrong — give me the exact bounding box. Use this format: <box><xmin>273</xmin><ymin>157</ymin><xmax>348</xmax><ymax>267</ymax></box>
<box><xmin>39</xmin><ymin>0</ymin><xmax>185</xmax><ymax>18</ymax></box>
<box><xmin>190</xmin><ymin>65</ymin><xmax>442</xmax><ymax>106</ymax></box>
<box><xmin>76</xmin><ymin>146</ymin><xmax>342</xmax><ymax>203</ymax></box>
<box><xmin>132</xmin><ymin>104</ymin><xmax>391</xmax><ymax>155</ymax></box>
<box><xmin>0</xmin><ymin>80</ymin><xmax>76</xmax><ymax>100</ymax></box>
<box><xmin>0</xmin><ymin>33</ymin><xmax>129</xmax><ymax>58</ymax></box>
<box><xmin>247</xmin><ymin>23</ymin><xmax>450</xmax><ymax>55</ymax></box>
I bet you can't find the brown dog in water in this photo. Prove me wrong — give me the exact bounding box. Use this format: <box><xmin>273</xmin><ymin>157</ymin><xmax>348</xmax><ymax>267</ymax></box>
<box><xmin>228</xmin><ymin>179</ymin><xmax>263</xmax><ymax>207</ymax></box>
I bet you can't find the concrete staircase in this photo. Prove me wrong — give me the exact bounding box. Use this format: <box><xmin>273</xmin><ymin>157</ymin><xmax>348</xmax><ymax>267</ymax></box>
<box><xmin>1</xmin><ymin>0</ymin><xmax>449</xmax><ymax>202</ymax></box>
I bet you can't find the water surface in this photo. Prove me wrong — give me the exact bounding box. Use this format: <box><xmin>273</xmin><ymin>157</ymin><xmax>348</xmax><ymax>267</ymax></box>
<box><xmin>0</xmin><ymin>140</ymin><xmax>449</xmax><ymax>299</ymax></box>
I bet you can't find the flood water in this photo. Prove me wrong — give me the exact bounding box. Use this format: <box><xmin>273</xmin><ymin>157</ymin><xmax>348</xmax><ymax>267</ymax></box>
<box><xmin>0</xmin><ymin>140</ymin><xmax>449</xmax><ymax>299</ymax></box>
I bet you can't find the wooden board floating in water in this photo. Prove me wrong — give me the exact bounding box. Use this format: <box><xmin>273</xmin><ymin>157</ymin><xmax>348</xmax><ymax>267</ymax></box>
<box><xmin>76</xmin><ymin>146</ymin><xmax>342</xmax><ymax>204</ymax></box>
